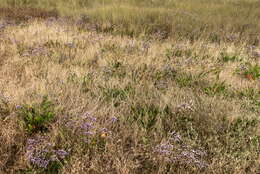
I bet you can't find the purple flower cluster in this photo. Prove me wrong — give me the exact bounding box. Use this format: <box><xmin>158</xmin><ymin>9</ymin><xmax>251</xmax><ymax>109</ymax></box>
<box><xmin>171</xmin><ymin>148</ymin><xmax>208</xmax><ymax>169</ymax></box>
<box><xmin>155</xmin><ymin>142</ymin><xmax>174</xmax><ymax>157</ymax></box>
<box><xmin>27</xmin><ymin>150</ymin><xmax>50</xmax><ymax>168</ymax></box>
<box><xmin>64</xmin><ymin>111</ymin><xmax>115</xmax><ymax>143</ymax></box>
<box><xmin>81</xmin><ymin>122</ymin><xmax>93</xmax><ymax>130</ymax></box>
<box><xmin>155</xmin><ymin>131</ymin><xmax>208</xmax><ymax>169</ymax></box>
<box><xmin>81</xmin><ymin>113</ymin><xmax>96</xmax><ymax>138</ymax></box>
<box><xmin>26</xmin><ymin>137</ymin><xmax>69</xmax><ymax>169</ymax></box>
<box><xmin>65</xmin><ymin>112</ymin><xmax>97</xmax><ymax>142</ymax></box>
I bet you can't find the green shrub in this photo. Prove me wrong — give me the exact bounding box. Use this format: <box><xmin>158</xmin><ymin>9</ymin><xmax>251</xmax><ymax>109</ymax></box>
<box><xmin>17</xmin><ymin>96</ymin><xmax>55</xmax><ymax>134</ymax></box>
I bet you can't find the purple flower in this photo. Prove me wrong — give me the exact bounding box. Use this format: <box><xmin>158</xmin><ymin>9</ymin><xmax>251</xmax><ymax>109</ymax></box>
<box><xmin>37</xmin><ymin>159</ymin><xmax>49</xmax><ymax>168</ymax></box>
<box><xmin>55</xmin><ymin>149</ymin><xmax>69</xmax><ymax>159</ymax></box>
<box><xmin>111</xmin><ymin>116</ymin><xmax>118</xmax><ymax>123</ymax></box>
<box><xmin>82</xmin><ymin>112</ymin><xmax>97</xmax><ymax>122</ymax></box>
<box><xmin>16</xmin><ymin>105</ymin><xmax>22</xmax><ymax>109</ymax></box>
<box><xmin>87</xmin><ymin>116</ymin><xmax>97</xmax><ymax>122</ymax></box>
<box><xmin>81</xmin><ymin>122</ymin><xmax>93</xmax><ymax>130</ymax></box>
<box><xmin>28</xmin><ymin>155</ymin><xmax>50</xmax><ymax>168</ymax></box>
<box><xmin>27</xmin><ymin>138</ymin><xmax>39</xmax><ymax>146</ymax></box>
<box><xmin>84</xmin><ymin>131</ymin><xmax>94</xmax><ymax>135</ymax></box>
<box><xmin>100</xmin><ymin>128</ymin><xmax>108</xmax><ymax>132</ymax></box>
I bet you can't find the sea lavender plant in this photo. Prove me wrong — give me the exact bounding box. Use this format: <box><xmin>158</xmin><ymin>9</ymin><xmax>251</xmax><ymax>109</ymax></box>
<box><xmin>155</xmin><ymin>131</ymin><xmax>208</xmax><ymax>169</ymax></box>
<box><xmin>64</xmin><ymin>112</ymin><xmax>98</xmax><ymax>143</ymax></box>
<box><xmin>25</xmin><ymin>137</ymin><xmax>69</xmax><ymax>170</ymax></box>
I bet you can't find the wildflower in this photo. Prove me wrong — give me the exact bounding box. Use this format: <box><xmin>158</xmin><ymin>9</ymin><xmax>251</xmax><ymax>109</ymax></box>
<box><xmin>154</xmin><ymin>131</ymin><xmax>208</xmax><ymax>169</ymax></box>
<box><xmin>82</xmin><ymin>112</ymin><xmax>97</xmax><ymax>122</ymax></box>
<box><xmin>81</xmin><ymin>122</ymin><xmax>93</xmax><ymax>130</ymax></box>
<box><xmin>36</xmin><ymin>159</ymin><xmax>49</xmax><ymax>168</ymax></box>
<box><xmin>16</xmin><ymin>105</ymin><xmax>22</xmax><ymax>109</ymax></box>
<box><xmin>27</xmin><ymin>151</ymin><xmax>50</xmax><ymax>168</ymax></box>
<box><xmin>111</xmin><ymin>116</ymin><xmax>118</xmax><ymax>123</ymax></box>
<box><xmin>100</xmin><ymin>128</ymin><xmax>108</xmax><ymax>132</ymax></box>
<box><xmin>87</xmin><ymin>116</ymin><xmax>97</xmax><ymax>122</ymax></box>
<box><xmin>155</xmin><ymin>142</ymin><xmax>174</xmax><ymax>156</ymax></box>
<box><xmin>55</xmin><ymin>149</ymin><xmax>69</xmax><ymax>159</ymax></box>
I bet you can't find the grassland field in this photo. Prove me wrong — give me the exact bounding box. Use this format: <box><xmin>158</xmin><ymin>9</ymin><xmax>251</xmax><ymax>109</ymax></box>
<box><xmin>0</xmin><ymin>0</ymin><xmax>259</xmax><ymax>173</ymax></box>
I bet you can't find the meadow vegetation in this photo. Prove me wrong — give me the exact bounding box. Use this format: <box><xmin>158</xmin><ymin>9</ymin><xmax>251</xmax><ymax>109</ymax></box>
<box><xmin>0</xmin><ymin>0</ymin><xmax>259</xmax><ymax>173</ymax></box>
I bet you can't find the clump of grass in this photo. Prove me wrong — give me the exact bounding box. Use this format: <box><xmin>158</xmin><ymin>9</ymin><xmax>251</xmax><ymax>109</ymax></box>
<box><xmin>165</xmin><ymin>45</ymin><xmax>192</xmax><ymax>59</ymax></box>
<box><xmin>102</xmin><ymin>60</ymin><xmax>127</xmax><ymax>79</ymax></box>
<box><xmin>236</xmin><ymin>63</ymin><xmax>260</xmax><ymax>80</ymax></box>
<box><xmin>243</xmin><ymin>64</ymin><xmax>260</xmax><ymax>80</ymax></box>
<box><xmin>203</xmin><ymin>81</ymin><xmax>227</xmax><ymax>96</ymax></box>
<box><xmin>175</xmin><ymin>73</ymin><xmax>200</xmax><ymax>88</ymax></box>
<box><xmin>100</xmin><ymin>85</ymin><xmax>134</xmax><ymax>107</ymax></box>
<box><xmin>237</xmin><ymin>88</ymin><xmax>260</xmax><ymax>109</ymax></box>
<box><xmin>220</xmin><ymin>52</ymin><xmax>241</xmax><ymax>62</ymax></box>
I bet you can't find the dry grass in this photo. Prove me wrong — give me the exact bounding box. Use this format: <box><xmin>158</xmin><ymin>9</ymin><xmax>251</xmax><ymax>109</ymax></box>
<box><xmin>0</xmin><ymin>0</ymin><xmax>260</xmax><ymax>43</ymax></box>
<box><xmin>0</xmin><ymin>1</ymin><xmax>259</xmax><ymax>173</ymax></box>
<box><xmin>0</xmin><ymin>7</ymin><xmax>58</xmax><ymax>21</ymax></box>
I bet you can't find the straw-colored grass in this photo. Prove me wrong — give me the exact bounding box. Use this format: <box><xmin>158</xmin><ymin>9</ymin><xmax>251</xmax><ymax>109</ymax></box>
<box><xmin>0</xmin><ymin>0</ymin><xmax>259</xmax><ymax>173</ymax></box>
